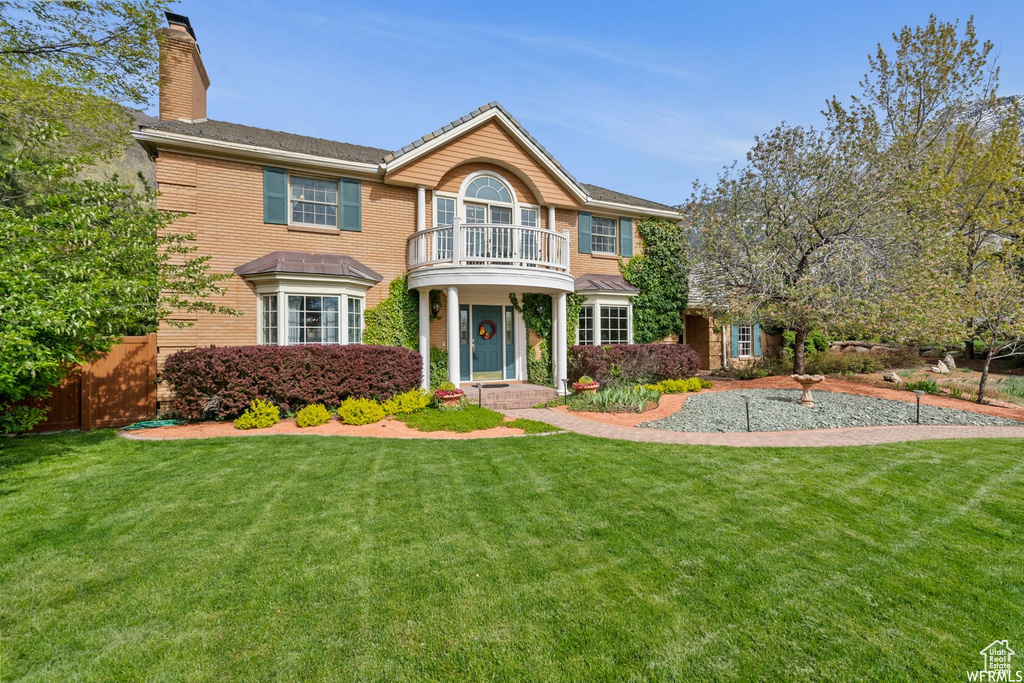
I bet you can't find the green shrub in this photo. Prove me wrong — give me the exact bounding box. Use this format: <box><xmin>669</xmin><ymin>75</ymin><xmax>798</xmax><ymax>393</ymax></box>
<box><xmin>804</xmin><ymin>350</ymin><xmax>882</xmax><ymax>375</ymax></box>
<box><xmin>641</xmin><ymin>378</ymin><xmax>693</xmax><ymax>394</ymax></box>
<box><xmin>734</xmin><ymin>356</ymin><xmax>792</xmax><ymax>379</ymax></box>
<box><xmin>876</xmin><ymin>347</ymin><xmax>923</xmax><ymax>369</ymax></box>
<box><xmin>396</xmin><ymin>405</ymin><xmax>505</xmax><ymax>433</ymax></box>
<box><xmin>338</xmin><ymin>397</ymin><xmax>385</xmax><ymax>425</ymax></box>
<box><xmin>429</xmin><ymin>347</ymin><xmax>449</xmax><ymax>389</ymax></box>
<box><xmin>569</xmin><ymin>385</ymin><xmax>661</xmax><ymax>413</ymax></box>
<box><xmin>700</xmin><ymin>378</ymin><xmax>714</xmax><ymax>389</ymax></box>
<box><xmin>233</xmin><ymin>399</ymin><xmax>280</xmax><ymax>430</ymax></box>
<box><xmin>904</xmin><ymin>379</ymin><xmax>941</xmax><ymax>395</ymax></box>
<box><xmin>783</xmin><ymin>329</ymin><xmax>830</xmax><ymax>353</ymax></box>
<box><xmin>685</xmin><ymin>377</ymin><xmax>703</xmax><ymax>392</ymax></box>
<box><xmin>578</xmin><ymin>375</ymin><xmax>594</xmax><ymax>384</ymax></box>
<box><xmin>382</xmin><ymin>389</ymin><xmax>431</xmax><ymax>415</ymax></box>
<box><xmin>295</xmin><ymin>403</ymin><xmax>331</xmax><ymax>428</ymax></box>
<box><xmin>437</xmin><ymin>381</ymin><xmax>457</xmax><ymax>392</ymax></box>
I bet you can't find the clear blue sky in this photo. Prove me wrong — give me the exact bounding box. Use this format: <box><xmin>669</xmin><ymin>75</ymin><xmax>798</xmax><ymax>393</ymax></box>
<box><xmin>158</xmin><ymin>1</ymin><xmax>1024</xmax><ymax>206</ymax></box>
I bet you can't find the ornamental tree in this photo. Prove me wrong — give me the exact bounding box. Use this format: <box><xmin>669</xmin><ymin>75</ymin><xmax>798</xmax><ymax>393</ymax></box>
<box><xmin>686</xmin><ymin>123</ymin><xmax>890</xmax><ymax>374</ymax></box>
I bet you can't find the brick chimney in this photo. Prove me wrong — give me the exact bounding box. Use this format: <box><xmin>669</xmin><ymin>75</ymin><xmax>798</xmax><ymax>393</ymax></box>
<box><xmin>157</xmin><ymin>12</ymin><xmax>210</xmax><ymax>122</ymax></box>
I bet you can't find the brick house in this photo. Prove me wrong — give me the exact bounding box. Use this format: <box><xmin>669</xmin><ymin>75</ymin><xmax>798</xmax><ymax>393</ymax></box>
<box><xmin>134</xmin><ymin>13</ymin><xmax>769</xmax><ymax>404</ymax></box>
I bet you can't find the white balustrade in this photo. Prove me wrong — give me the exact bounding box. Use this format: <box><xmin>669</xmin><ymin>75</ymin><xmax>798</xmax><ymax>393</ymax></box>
<box><xmin>407</xmin><ymin>223</ymin><xmax>570</xmax><ymax>273</ymax></box>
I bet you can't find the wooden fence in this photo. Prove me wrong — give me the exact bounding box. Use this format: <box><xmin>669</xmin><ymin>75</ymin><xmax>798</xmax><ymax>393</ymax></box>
<box><xmin>30</xmin><ymin>334</ymin><xmax>157</xmax><ymax>432</ymax></box>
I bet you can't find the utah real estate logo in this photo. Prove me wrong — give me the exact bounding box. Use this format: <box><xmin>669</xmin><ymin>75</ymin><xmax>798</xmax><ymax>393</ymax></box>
<box><xmin>969</xmin><ymin>640</ymin><xmax>1021</xmax><ymax>681</ymax></box>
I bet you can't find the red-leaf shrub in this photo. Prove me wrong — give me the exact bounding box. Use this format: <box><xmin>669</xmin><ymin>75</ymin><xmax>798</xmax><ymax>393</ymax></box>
<box><xmin>161</xmin><ymin>345</ymin><xmax>422</xmax><ymax>420</ymax></box>
<box><xmin>568</xmin><ymin>344</ymin><xmax>700</xmax><ymax>386</ymax></box>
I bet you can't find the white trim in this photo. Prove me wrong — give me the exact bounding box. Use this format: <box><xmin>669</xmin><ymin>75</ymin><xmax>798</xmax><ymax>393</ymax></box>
<box><xmin>589</xmin><ymin>213</ymin><xmax>619</xmax><ymax>256</ymax></box>
<box><xmin>576</xmin><ymin>293</ymin><xmax>636</xmax><ymax>346</ymax></box>
<box><xmin>131</xmin><ymin>129</ymin><xmax>382</xmax><ymax>177</ymax></box>
<box><xmin>382</xmin><ymin>108</ymin><xmax>590</xmax><ymax>204</ymax></box>
<box><xmin>288</xmin><ymin>174</ymin><xmax>340</xmax><ymax>230</ymax></box>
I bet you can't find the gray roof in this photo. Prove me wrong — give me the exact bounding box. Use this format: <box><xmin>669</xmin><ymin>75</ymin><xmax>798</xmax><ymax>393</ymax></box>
<box><xmin>574</xmin><ymin>273</ymin><xmax>639</xmax><ymax>293</ymax></box>
<box><xmin>144</xmin><ymin>119</ymin><xmax>390</xmax><ymax>165</ymax></box>
<box><xmin>234</xmin><ymin>251</ymin><xmax>383</xmax><ymax>282</ymax></box>
<box><xmin>582</xmin><ymin>183</ymin><xmax>677</xmax><ymax>213</ymax></box>
<box><xmin>141</xmin><ymin>105</ymin><xmax>677</xmax><ymax>211</ymax></box>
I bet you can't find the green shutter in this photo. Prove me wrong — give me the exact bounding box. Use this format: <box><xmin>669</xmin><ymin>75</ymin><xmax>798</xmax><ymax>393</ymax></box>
<box><xmin>263</xmin><ymin>167</ymin><xmax>288</xmax><ymax>225</ymax></box>
<box><xmin>753</xmin><ymin>324</ymin><xmax>762</xmax><ymax>357</ymax></box>
<box><xmin>730</xmin><ymin>325</ymin><xmax>739</xmax><ymax>359</ymax></box>
<box><xmin>339</xmin><ymin>178</ymin><xmax>361</xmax><ymax>231</ymax></box>
<box><xmin>577</xmin><ymin>212</ymin><xmax>592</xmax><ymax>254</ymax></box>
<box><xmin>619</xmin><ymin>217</ymin><xmax>633</xmax><ymax>257</ymax></box>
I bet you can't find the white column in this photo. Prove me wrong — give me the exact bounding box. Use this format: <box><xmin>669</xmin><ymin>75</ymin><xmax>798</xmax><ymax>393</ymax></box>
<box><xmin>451</xmin><ymin>217</ymin><xmax>462</xmax><ymax>265</ymax></box>
<box><xmin>447</xmin><ymin>286</ymin><xmax>460</xmax><ymax>385</ymax></box>
<box><xmin>416</xmin><ymin>186</ymin><xmax>426</xmax><ymax>231</ymax></box>
<box><xmin>547</xmin><ymin>205</ymin><xmax>556</xmax><ymax>230</ymax></box>
<box><xmin>555</xmin><ymin>292</ymin><xmax>568</xmax><ymax>393</ymax></box>
<box><xmin>419</xmin><ymin>288</ymin><xmax>430</xmax><ymax>389</ymax></box>
<box><xmin>515</xmin><ymin>293</ymin><xmax>528</xmax><ymax>381</ymax></box>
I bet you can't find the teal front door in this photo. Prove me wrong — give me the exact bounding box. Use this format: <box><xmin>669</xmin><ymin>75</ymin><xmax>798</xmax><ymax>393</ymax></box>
<box><xmin>472</xmin><ymin>305</ymin><xmax>503</xmax><ymax>380</ymax></box>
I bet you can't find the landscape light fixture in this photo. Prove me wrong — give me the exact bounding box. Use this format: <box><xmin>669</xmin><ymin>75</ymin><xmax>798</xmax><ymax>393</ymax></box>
<box><xmin>913</xmin><ymin>389</ymin><xmax>925</xmax><ymax>425</ymax></box>
<box><xmin>474</xmin><ymin>382</ymin><xmax>485</xmax><ymax>408</ymax></box>
<box><xmin>430</xmin><ymin>299</ymin><xmax>442</xmax><ymax>317</ymax></box>
<box><xmin>561</xmin><ymin>378</ymin><xmax>571</xmax><ymax>404</ymax></box>
<box><xmin>740</xmin><ymin>393</ymin><xmax>752</xmax><ymax>432</ymax></box>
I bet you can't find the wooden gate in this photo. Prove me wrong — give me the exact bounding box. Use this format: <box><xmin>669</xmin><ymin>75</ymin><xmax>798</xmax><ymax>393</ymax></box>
<box><xmin>30</xmin><ymin>334</ymin><xmax>157</xmax><ymax>432</ymax></box>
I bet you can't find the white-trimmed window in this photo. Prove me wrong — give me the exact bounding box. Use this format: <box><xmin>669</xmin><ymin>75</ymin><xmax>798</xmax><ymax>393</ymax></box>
<box><xmin>290</xmin><ymin>177</ymin><xmax>338</xmax><ymax>227</ymax></box>
<box><xmin>287</xmin><ymin>295</ymin><xmax>339</xmax><ymax>345</ymax></box>
<box><xmin>600</xmin><ymin>305</ymin><xmax>629</xmax><ymax>344</ymax></box>
<box><xmin>737</xmin><ymin>325</ymin><xmax>753</xmax><ymax>357</ymax></box>
<box><xmin>591</xmin><ymin>216</ymin><xmax>618</xmax><ymax>254</ymax></box>
<box><xmin>434</xmin><ymin>196</ymin><xmax>454</xmax><ymax>260</ymax></box>
<box><xmin>577</xmin><ymin>305</ymin><xmax>594</xmax><ymax>345</ymax></box>
<box><xmin>261</xmin><ymin>295</ymin><xmax>278</xmax><ymax>345</ymax></box>
<box><xmin>347</xmin><ymin>298</ymin><xmax>363</xmax><ymax>344</ymax></box>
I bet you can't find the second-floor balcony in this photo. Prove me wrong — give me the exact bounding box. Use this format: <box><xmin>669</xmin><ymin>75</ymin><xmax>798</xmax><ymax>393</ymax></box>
<box><xmin>406</xmin><ymin>219</ymin><xmax>574</xmax><ymax>292</ymax></box>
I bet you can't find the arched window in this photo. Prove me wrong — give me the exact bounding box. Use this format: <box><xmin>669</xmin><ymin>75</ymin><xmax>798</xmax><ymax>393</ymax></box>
<box><xmin>462</xmin><ymin>174</ymin><xmax>514</xmax><ymax>225</ymax></box>
<box><xmin>465</xmin><ymin>176</ymin><xmax>512</xmax><ymax>203</ymax></box>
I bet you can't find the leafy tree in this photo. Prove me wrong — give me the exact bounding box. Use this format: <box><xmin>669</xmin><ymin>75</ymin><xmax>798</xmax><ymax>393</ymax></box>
<box><xmin>0</xmin><ymin>2</ymin><xmax>236</xmax><ymax>432</ymax></box>
<box><xmin>620</xmin><ymin>217</ymin><xmax>688</xmax><ymax>344</ymax></box>
<box><xmin>968</xmin><ymin>249</ymin><xmax>1024</xmax><ymax>403</ymax></box>
<box><xmin>686</xmin><ymin>124</ymin><xmax>889</xmax><ymax>374</ymax></box>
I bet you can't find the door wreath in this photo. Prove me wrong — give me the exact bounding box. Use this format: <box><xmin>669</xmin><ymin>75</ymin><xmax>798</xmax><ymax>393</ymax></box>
<box><xmin>477</xmin><ymin>320</ymin><xmax>497</xmax><ymax>340</ymax></box>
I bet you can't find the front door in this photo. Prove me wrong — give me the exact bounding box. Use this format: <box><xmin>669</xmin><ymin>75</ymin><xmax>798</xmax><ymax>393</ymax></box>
<box><xmin>472</xmin><ymin>305</ymin><xmax>503</xmax><ymax>380</ymax></box>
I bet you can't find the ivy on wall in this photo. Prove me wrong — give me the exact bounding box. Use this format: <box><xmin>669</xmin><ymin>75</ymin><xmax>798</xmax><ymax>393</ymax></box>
<box><xmin>509</xmin><ymin>292</ymin><xmax>586</xmax><ymax>386</ymax></box>
<box><xmin>620</xmin><ymin>217</ymin><xmax>689</xmax><ymax>344</ymax></box>
<box><xmin>364</xmin><ymin>275</ymin><xmax>419</xmax><ymax>350</ymax></box>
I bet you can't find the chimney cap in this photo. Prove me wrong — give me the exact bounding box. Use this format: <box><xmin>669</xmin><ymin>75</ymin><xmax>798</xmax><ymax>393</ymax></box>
<box><xmin>165</xmin><ymin>11</ymin><xmax>197</xmax><ymax>41</ymax></box>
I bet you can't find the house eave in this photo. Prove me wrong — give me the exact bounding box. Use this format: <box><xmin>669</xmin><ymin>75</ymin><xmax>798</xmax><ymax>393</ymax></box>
<box><xmin>584</xmin><ymin>199</ymin><xmax>681</xmax><ymax>219</ymax></box>
<box><xmin>131</xmin><ymin>129</ymin><xmax>384</xmax><ymax>178</ymax></box>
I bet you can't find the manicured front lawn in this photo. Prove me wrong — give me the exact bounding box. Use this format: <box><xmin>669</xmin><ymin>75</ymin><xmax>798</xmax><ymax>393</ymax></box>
<box><xmin>1</xmin><ymin>432</ymin><xmax>1022</xmax><ymax>680</ymax></box>
<box><xmin>395</xmin><ymin>405</ymin><xmax>559</xmax><ymax>434</ymax></box>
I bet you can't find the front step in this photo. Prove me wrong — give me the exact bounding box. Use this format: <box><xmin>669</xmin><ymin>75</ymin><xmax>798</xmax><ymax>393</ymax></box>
<box><xmin>459</xmin><ymin>384</ymin><xmax>558</xmax><ymax>410</ymax></box>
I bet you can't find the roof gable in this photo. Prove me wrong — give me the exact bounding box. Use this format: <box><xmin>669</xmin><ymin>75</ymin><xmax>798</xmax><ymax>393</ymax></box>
<box><xmin>383</xmin><ymin>103</ymin><xmax>587</xmax><ymax>206</ymax></box>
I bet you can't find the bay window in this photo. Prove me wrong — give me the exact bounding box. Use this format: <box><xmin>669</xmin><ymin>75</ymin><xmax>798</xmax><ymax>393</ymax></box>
<box><xmin>600</xmin><ymin>305</ymin><xmax>629</xmax><ymax>345</ymax></box>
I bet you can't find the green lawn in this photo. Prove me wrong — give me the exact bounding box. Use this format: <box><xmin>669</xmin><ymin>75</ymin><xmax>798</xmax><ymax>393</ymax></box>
<box><xmin>1</xmin><ymin>432</ymin><xmax>1022</xmax><ymax>681</ymax></box>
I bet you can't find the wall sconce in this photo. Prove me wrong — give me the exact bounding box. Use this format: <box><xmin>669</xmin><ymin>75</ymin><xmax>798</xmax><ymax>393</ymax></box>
<box><xmin>534</xmin><ymin>303</ymin><xmax>545</xmax><ymax>317</ymax></box>
<box><xmin>429</xmin><ymin>290</ymin><xmax>442</xmax><ymax>320</ymax></box>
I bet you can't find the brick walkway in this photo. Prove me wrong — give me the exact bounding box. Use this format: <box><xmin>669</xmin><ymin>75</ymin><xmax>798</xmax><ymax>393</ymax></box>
<box><xmin>501</xmin><ymin>409</ymin><xmax>1024</xmax><ymax>448</ymax></box>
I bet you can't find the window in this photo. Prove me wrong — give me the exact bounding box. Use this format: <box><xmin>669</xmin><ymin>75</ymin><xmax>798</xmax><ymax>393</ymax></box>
<box><xmin>465</xmin><ymin>176</ymin><xmax>512</xmax><ymax>203</ymax></box>
<box><xmin>737</xmin><ymin>325</ymin><xmax>753</xmax><ymax>357</ymax></box>
<box><xmin>520</xmin><ymin>208</ymin><xmax>538</xmax><ymax>227</ymax></box>
<box><xmin>435</xmin><ymin>197</ymin><xmax>454</xmax><ymax>259</ymax></box>
<box><xmin>287</xmin><ymin>295</ymin><xmax>339</xmax><ymax>345</ymax></box>
<box><xmin>347</xmin><ymin>298</ymin><xmax>362</xmax><ymax>344</ymax></box>
<box><xmin>600</xmin><ymin>305</ymin><xmax>629</xmax><ymax>345</ymax></box>
<box><xmin>578</xmin><ymin>305</ymin><xmax>594</xmax><ymax>345</ymax></box>
<box><xmin>260</xmin><ymin>295</ymin><xmax>278</xmax><ymax>345</ymax></box>
<box><xmin>290</xmin><ymin>177</ymin><xmax>338</xmax><ymax>227</ymax></box>
<box><xmin>591</xmin><ymin>216</ymin><xmax>617</xmax><ymax>254</ymax></box>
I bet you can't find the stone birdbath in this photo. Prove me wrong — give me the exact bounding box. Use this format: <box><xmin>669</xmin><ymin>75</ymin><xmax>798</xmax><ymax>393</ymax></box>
<box><xmin>790</xmin><ymin>374</ymin><xmax>825</xmax><ymax>407</ymax></box>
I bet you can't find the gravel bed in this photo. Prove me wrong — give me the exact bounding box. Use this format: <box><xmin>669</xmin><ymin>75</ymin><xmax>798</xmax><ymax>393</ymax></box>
<box><xmin>640</xmin><ymin>389</ymin><xmax>1021</xmax><ymax>433</ymax></box>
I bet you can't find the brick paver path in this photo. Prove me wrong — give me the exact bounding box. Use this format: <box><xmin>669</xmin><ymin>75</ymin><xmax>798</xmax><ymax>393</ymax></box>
<box><xmin>502</xmin><ymin>409</ymin><xmax>1024</xmax><ymax>447</ymax></box>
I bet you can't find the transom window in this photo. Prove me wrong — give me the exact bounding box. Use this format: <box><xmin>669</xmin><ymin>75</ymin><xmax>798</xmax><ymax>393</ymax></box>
<box><xmin>465</xmin><ymin>176</ymin><xmax>512</xmax><ymax>203</ymax></box>
<box><xmin>291</xmin><ymin>177</ymin><xmax>338</xmax><ymax>227</ymax></box>
<box><xmin>600</xmin><ymin>305</ymin><xmax>629</xmax><ymax>345</ymax></box>
<box><xmin>287</xmin><ymin>295</ymin><xmax>339</xmax><ymax>345</ymax></box>
<box><xmin>577</xmin><ymin>305</ymin><xmax>594</xmax><ymax>345</ymax></box>
<box><xmin>737</xmin><ymin>325</ymin><xmax>753</xmax><ymax>357</ymax></box>
<box><xmin>592</xmin><ymin>216</ymin><xmax>618</xmax><ymax>254</ymax></box>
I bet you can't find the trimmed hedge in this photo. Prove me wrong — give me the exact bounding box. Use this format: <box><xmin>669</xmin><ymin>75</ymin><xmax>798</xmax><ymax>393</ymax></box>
<box><xmin>568</xmin><ymin>344</ymin><xmax>700</xmax><ymax>386</ymax></box>
<box><xmin>162</xmin><ymin>345</ymin><xmax>422</xmax><ymax>420</ymax></box>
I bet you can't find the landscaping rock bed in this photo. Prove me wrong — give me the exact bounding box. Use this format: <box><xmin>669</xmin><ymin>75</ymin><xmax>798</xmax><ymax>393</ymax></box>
<box><xmin>640</xmin><ymin>388</ymin><xmax>1021</xmax><ymax>433</ymax></box>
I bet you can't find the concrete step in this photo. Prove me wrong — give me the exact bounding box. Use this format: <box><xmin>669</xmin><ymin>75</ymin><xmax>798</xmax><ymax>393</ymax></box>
<box><xmin>464</xmin><ymin>387</ymin><xmax>558</xmax><ymax>410</ymax></box>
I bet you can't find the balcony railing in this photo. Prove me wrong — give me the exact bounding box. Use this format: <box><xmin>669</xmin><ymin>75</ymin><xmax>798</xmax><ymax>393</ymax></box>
<box><xmin>408</xmin><ymin>219</ymin><xmax>570</xmax><ymax>273</ymax></box>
